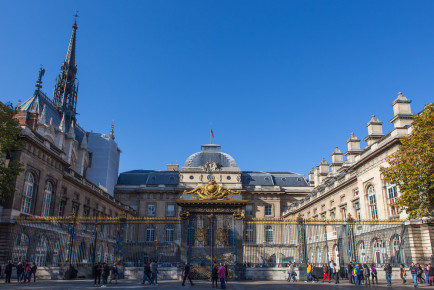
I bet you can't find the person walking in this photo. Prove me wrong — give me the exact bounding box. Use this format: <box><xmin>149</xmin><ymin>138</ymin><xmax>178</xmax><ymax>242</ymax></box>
<box><xmin>329</xmin><ymin>260</ymin><xmax>334</xmax><ymax>280</ymax></box>
<box><xmin>371</xmin><ymin>263</ymin><xmax>378</xmax><ymax>285</ymax></box>
<box><xmin>224</xmin><ymin>263</ymin><xmax>228</xmax><ymax>284</ymax></box>
<box><xmin>109</xmin><ymin>263</ymin><xmax>118</xmax><ymax>284</ymax></box>
<box><xmin>287</xmin><ymin>262</ymin><xmax>296</xmax><ymax>282</ymax></box>
<box><xmin>410</xmin><ymin>262</ymin><xmax>419</xmax><ymax>287</ymax></box>
<box><xmin>354</xmin><ymin>263</ymin><xmax>361</xmax><ymax>286</ymax></box>
<box><xmin>218</xmin><ymin>263</ymin><xmax>226</xmax><ymax>289</ymax></box>
<box><xmin>322</xmin><ymin>263</ymin><xmax>330</xmax><ymax>283</ymax></box>
<box><xmin>400</xmin><ymin>264</ymin><xmax>407</xmax><ymax>284</ymax></box>
<box><xmin>30</xmin><ymin>263</ymin><xmax>37</xmax><ymax>282</ymax></box>
<box><xmin>334</xmin><ymin>263</ymin><xmax>340</xmax><ymax>284</ymax></box>
<box><xmin>212</xmin><ymin>263</ymin><xmax>219</xmax><ymax>288</ymax></box>
<box><xmin>424</xmin><ymin>264</ymin><xmax>430</xmax><ymax>286</ymax></box>
<box><xmin>101</xmin><ymin>262</ymin><xmax>110</xmax><ymax>287</ymax></box>
<box><xmin>363</xmin><ymin>264</ymin><xmax>370</xmax><ymax>286</ymax></box>
<box><xmin>142</xmin><ymin>262</ymin><xmax>152</xmax><ymax>285</ymax></box>
<box><xmin>384</xmin><ymin>262</ymin><xmax>392</xmax><ymax>287</ymax></box>
<box><xmin>23</xmin><ymin>260</ymin><xmax>31</xmax><ymax>283</ymax></box>
<box><xmin>416</xmin><ymin>263</ymin><xmax>424</xmax><ymax>284</ymax></box>
<box><xmin>347</xmin><ymin>262</ymin><xmax>354</xmax><ymax>284</ymax></box>
<box><xmin>181</xmin><ymin>262</ymin><xmax>194</xmax><ymax>286</ymax></box>
<box><xmin>428</xmin><ymin>263</ymin><xmax>434</xmax><ymax>286</ymax></box>
<box><xmin>94</xmin><ymin>262</ymin><xmax>102</xmax><ymax>286</ymax></box>
<box><xmin>150</xmin><ymin>260</ymin><xmax>159</xmax><ymax>286</ymax></box>
<box><xmin>16</xmin><ymin>262</ymin><xmax>23</xmax><ymax>283</ymax></box>
<box><xmin>306</xmin><ymin>263</ymin><xmax>313</xmax><ymax>282</ymax></box>
<box><xmin>4</xmin><ymin>261</ymin><xmax>12</xmax><ymax>283</ymax></box>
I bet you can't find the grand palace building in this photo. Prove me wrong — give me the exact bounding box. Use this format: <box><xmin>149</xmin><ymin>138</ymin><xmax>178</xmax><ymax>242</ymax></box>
<box><xmin>1</xmin><ymin>19</ymin><xmax>433</xmax><ymax>279</ymax></box>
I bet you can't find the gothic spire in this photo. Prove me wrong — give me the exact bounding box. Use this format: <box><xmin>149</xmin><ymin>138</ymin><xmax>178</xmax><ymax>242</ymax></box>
<box><xmin>109</xmin><ymin>122</ymin><xmax>115</xmax><ymax>140</ymax></box>
<box><xmin>35</xmin><ymin>66</ymin><xmax>45</xmax><ymax>92</ymax></box>
<box><xmin>53</xmin><ymin>17</ymin><xmax>79</xmax><ymax>128</ymax></box>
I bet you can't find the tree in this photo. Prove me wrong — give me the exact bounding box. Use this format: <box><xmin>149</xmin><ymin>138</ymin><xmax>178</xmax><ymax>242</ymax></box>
<box><xmin>381</xmin><ymin>103</ymin><xmax>434</xmax><ymax>218</ymax></box>
<box><xmin>0</xmin><ymin>102</ymin><xmax>23</xmax><ymax>201</ymax></box>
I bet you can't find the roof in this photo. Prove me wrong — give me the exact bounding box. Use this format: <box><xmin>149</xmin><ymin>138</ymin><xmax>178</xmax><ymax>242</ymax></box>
<box><xmin>184</xmin><ymin>144</ymin><xmax>237</xmax><ymax>168</ymax></box>
<box><xmin>117</xmin><ymin>170</ymin><xmax>308</xmax><ymax>187</ymax></box>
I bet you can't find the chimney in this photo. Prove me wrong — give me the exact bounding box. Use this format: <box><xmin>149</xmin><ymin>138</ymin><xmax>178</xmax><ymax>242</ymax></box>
<box><xmin>167</xmin><ymin>164</ymin><xmax>179</xmax><ymax>171</ymax></box>
<box><xmin>364</xmin><ymin>115</ymin><xmax>384</xmax><ymax>146</ymax></box>
<box><xmin>308</xmin><ymin>168</ymin><xmax>315</xmax><ymax>186</ymax></box>
<box><xmin>330</xmin><ymin>147</ymin><xmax>343</xmax><ymax>173</ymax></box>
<box><xmin>345</xmin><ymin>133</ymin><xmax>361</xmax><ymax>163</ymax></box>
<box><xmin>316</xmin><ymin>158</ymin><xmax>329</xmax><ymax>185</ymax></box>
<box><xmin>390</xmin><ymin>92</ymin><xmax>413</xmax><ymax>128</ymax></box>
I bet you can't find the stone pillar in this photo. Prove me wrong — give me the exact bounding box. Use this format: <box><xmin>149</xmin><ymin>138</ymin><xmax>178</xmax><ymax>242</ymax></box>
<box><xmin>233</xmin><ymin>212</ymin><xmax>245</xmax><ymax>280</ymax></box>
<box><xmin>297</xmin><ymin>214</ymin><xmax>307</xmax><ymax>280</ymax></box>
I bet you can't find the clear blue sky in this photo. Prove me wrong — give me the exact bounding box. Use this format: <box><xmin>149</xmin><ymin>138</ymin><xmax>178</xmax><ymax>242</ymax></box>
<box><xmin>1</xmin><ymin>1</ymin><xmax>433</xmax><ymax>176</ymax></box>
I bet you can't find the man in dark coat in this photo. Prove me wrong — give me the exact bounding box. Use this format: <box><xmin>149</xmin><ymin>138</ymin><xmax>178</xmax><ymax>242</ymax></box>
<box><xmin>182</xmin><ymin>262</ymin><xmax>194</xmax><ymax>286</ymax></box>
<box><xmin>94</xmin><ymin>262</ymin><xmax>102</xmax><ymax>286</ymax></box>
<box><xmin>5</xmin><ymin>261</ymin><xmax>12</xmax><ymax>283</ymax></box>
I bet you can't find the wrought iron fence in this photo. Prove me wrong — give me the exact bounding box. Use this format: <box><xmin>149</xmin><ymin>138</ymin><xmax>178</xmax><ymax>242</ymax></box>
<box><xmin>9</xmin><ymin>214</ymin><xmax>410</xmax><ymax>271</ymax></box>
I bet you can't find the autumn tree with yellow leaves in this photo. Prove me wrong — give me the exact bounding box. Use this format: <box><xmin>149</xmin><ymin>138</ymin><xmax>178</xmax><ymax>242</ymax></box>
<box><xmin>381</xmin><ymin>103</ymin><xmax>434</xmax><ymax>218</ymax></box>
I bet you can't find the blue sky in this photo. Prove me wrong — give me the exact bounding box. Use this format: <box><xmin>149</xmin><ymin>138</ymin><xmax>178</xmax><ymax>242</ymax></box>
<box><xmin>1</xmin><ymin>1</ymin><xmax>433</xmax><ymax>176</ymax></box>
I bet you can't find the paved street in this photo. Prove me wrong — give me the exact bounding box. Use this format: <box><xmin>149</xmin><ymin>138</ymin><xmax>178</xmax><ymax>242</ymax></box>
<box><xmin>0</xmin><ymin>279</ymin><xmax>433</xmax><ymax>290</ymax></box>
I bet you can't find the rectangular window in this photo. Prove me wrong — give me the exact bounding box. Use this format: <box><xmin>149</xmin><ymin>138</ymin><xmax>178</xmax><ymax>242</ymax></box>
<box><xmin>369</xmin><ymin>195</ymin><xmax>378</xmax><ymax>219</ymax></box>
<box><xmin>246</xmin><ymin>224</ymin><xmax>255</xmax><ymax>243</ymax></box>
<box><xmin>265</xmin><ymin>205</ymin><xmax>272</xmax><ymax>216</ymax></box>
<box><xmin>166</xmin><ymin>226</ymin><xmax>175</xmax><ymax>242</ymax></box>
<box><xmin>148</xmin><ymin>204</ymin><xmax>156</xmax><ymax>217</ymax></box>
<box><xmin>342</xmin><ymin>207</ymin><xmax>347</xmax><ymax>219</ymax></box>
<box><xmin>354</xmin><ymin>188</ymin><xmax>359</xmax><ymax>196</ymax></box>
<box><xmin>146</xmin><ymin>227</ymin><xmax>155</xmax><ymax>242</ymax></box>
<box><xmin>265</xmin><ymin>226</ymin><xmax>273</xmax><ymax>243</ymax></box>
<box><xmin>167</xmin><ymin>204</ymin><xmax>175</xmax><ymax>217</ymax></box>
<box><xmin>386</xmin><ymin>184</ymin><xmax>400</xmax><ymax>216</ymax></box>
<box><xmin>58</xmin><ymin>200</ymin><xmax>66</xmax><ymax>217</ymax></box>
<box><xmin>355</xmin><ymin>202</ymin><xmax>361</xmax><ymax>220</ymax></box>
<box><xmin>245</xmin><ymin>205</ymin><xmax>253</xmax><ymax>216</ymax></box>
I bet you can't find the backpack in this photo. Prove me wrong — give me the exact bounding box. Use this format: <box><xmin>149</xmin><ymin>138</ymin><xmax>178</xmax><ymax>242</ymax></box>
<box><xmin>353</xmin><ymin>269</ymin><xmax>357</xmax><ymax>276</ymax></box>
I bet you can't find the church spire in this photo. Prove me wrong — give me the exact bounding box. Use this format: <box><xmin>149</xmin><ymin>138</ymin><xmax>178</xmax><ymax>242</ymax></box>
<box><xmin>53</xmin><ymin>14</ymin><xmax>79</xmax><ymax>128</ymax></box>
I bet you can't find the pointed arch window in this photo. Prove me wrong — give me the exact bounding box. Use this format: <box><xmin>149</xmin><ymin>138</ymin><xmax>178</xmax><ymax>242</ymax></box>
<box><xmin>21</xmin><ymin>172</ymin><xmax>35</xmax><ymax>214</ymax></box>
<box><xmin>42</xmin><ymin>181</ymin><xmax>53</xmax><ymax>216</ymax></box>
<box><xmin>368</xmin><ymin>185</ymin><xmax>378</xmax><ymax>219</ymax></box>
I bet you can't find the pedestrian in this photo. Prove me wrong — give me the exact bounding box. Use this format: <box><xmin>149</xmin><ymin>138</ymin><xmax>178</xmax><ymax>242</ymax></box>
<box><xmin>306</xmin><ymin>263</ymin><xmax>313</xmax><ymax>282</ymax></box>
<box><xmin>94</xmin><ymin>262</ymin><xmax>102</xmax><ymax>286</ymax></box>
<box><xmin>181</xmin><ymin>262</ymin><xmax>194</xmax><ymax>286</ymax></box>
<box><xmin>142</xmin><ymin>262</ymin><xmax>152</xmax><ymax>285</ymax></box>
<box><xmin>101</xmin><ymin>262</ymin><xmax>110</xmax><ymax>287</ymax></box>
<box><xmin>109</xmin><ymin>262</ymin><xmax>118</xmax><ymax>284</ymax></box>
<box><xmin>16</xmin><ymin>262</ymin><xmax>23</xmax><ymax>283</ymax></box>
<box><xmin>224</xmin><ymin>263</ymin><xmax>228</xmax><ymax>284</ymax></box>
<box><xmin>416</xmin><ymin>263</ymin><xmax>425</xmax><ymax>284</ymax></box>
<box><xmin>384</xmin><ymin>262</ymin><xmax>392</xmax><ymax>287</ymax></box>
<box><xmin>287</xmin><ymin>262</ymin><xmax>296</xmax><ymax>282</ymax></box>
<box><xmin>424</xmin><ymin>264</ymin><xmax>430</xmax><ymax>286</ymax></box>
<box><xmin>5</xmin><ymin>261</ymin><xmax>12</xmax><ymax>283</ymax></box>
<box><xmin>363</xmin><ymin>264</ymin><xmax>370</xmax><ymax>286</ymax></box>
<box><xmin>23</xmin><ymin>260</ymin><xmax>31</xmax><ymax>283</ymax></box>
<box><xmin>218</xmin><ymin>263</ymin><xmax>226</xmax><ymax>289</ymax></box>
<box><xmin>355</xmin><ymin>263</ymin><xmax>362</xmax><ymax>286</ymax></box>
<box><xmin>30</xmin><ymin>263</ymin><xmax>37</xmax><ymax>282</ymax></box>
<box><xmin>334</xmin><ymin>263</ymin><xmax>340</xmax><ymax>284</ymax></box>
<box><xmin>347</xmin><ymin>262</ymin><xmax>354</xmax><ymax>284</ymax></box>
<box><xmin>329</xmin><ymin>260</ymin><xmax>334</xmax><ymax>280</ymax></box>
<box><xmin>410</xmin><ymin>262</ymin><xmax>419</xmax><ymax>287</ymax></box>
<box><xmin>428</xmin><ymin>263</ymin><xmax>434</xmax><ymax>286</ymax></box>
<box><xmin>322</xmin><ymin>263</ymin><xmax>330</xmax><ymax>283</ymax></box>
<box><xmin>400</xmin><ymin>263</ymin><xmax>407</xmax><ymax>284</ymax></box>
<box><xmin>150</xmin><ymin>259</ymin><xmax>158</xmax><ymax>285</ymax></box>
<box><xmin>212</xmin><ymin>263</ymin><xmax>219</xmax><ymax>288</ymax></box>
<box><xmin>371</xmin><ymin>263</ymin><xmax>377</xmax><ymax>285</ymax></box>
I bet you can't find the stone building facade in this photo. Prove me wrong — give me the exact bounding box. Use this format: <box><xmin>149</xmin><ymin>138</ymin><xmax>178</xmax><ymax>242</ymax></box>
<box><xmin>283</xmin><ymin>93</ymin><xmax>434</xmax><ymax>265</ymax></box>
<box><xmin>0</xmin><ymin>21</ymin><xmax>135</xmax><ymax>265</ymax></box>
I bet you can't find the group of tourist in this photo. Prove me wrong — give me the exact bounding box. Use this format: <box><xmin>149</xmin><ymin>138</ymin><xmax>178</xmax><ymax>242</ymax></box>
<box><xmin>405</xmin><ymin>262</ymin><xmax>434</xmax><ymax>288</ymax></box>
<box><xmin>141</xmin><ymin>260</ymin><xmax>159</xmax><ymax>286</ymax></box>
<box><xmin>1</xmin><ymin>260</ymin><xmax>37</xmax><ymax>283</ymax></box>
<box><xmin>94</xmin><ymin>262</ymin><xmax>119</xmax><ymax>287</ymax></box>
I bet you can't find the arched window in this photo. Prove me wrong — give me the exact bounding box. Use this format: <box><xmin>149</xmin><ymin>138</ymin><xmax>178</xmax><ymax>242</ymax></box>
<box><xmin>13</xmin><ymin>233</ymin><xmax>29</xmax><ymax>262</ymax></box>
<box><xmin>52</xmin><ymin>239</ymin><xmax>63</xmax><ymax>265</ymax></box>
<box><xmin>146</xmin><ymin>226</ymin><xmax>155</xmax><ymax>242</ymax></box>
<box><xmin>21</xmin><ymin>172</ymin><xmax>35</xmax><ymax>214</ymax></box>
<box><xmin>372</xmin><ymin>238</ymin><xmax>387</xmax><ymax>266</ymax></box>
<box><xmin>35</xmin><ymin>236</ymin><xmax>48</xmax><ymax>266</ymax></box>
<box><xmin>316</xmin><ymin>246</ymin><xmax>322</xmax><ymax>264</ymax></box>
<box><xmin>42</xmin><ymin>181</ymin><xmax>53</xmax><ymax>216</ymax></box>
<box><xmin>165</xmin><ymin>225</ymin><xmax>174</xmax><ymax>242</ymax></box>
<box><xmin>334</xmin><ymin>244</ymin><xmax>339</xmax><ymax>263</ymax></box>
<box><xmin>368</xmin><ymin>185</ymin><xmax>378</xmax><ymax>219</ymax></box>
<box><xmin>392</xmin><ymin>235</ymin><xmax>405</xmax><ymax>265</ymax></box>
<box><xmin>265</xmin><ymin>226</ymin><xmax>273</xmax><ymax>243</ymax></box>
<box><xmin>309</xmin><ymin>248</ymin><xmax>314</xmax><ymax>264</ymax></box>
<box><xmin>358</xmin><ymin>241</ymin><xmax>366</xmax><ymax>263</ymax></box>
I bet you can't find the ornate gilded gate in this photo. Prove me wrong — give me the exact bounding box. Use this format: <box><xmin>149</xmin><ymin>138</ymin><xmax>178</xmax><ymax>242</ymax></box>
<box><xmin>177</xmin><ymin>177</ymin><xmax>247</xmax><ymax>280</ymax></box>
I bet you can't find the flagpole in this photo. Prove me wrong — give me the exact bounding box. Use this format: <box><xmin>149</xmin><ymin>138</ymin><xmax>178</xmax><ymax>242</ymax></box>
<box><xmin>210</xmin><ymin>128</ymin><xmax>212</xmax><ymax>144</ymax></box>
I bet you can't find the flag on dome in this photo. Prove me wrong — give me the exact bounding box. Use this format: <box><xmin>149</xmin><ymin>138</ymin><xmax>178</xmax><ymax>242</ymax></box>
<box><xmin>211</xmin><ymin>129</ymin><xmax>214</xmax><ymax>138</ymax></box>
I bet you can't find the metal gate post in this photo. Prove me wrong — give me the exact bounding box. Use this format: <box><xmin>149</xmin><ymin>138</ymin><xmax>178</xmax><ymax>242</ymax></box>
<box><xmin>346</xmin><ymin>213</ymin><xmax>357</xmax><ymax>263</ymax></box>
